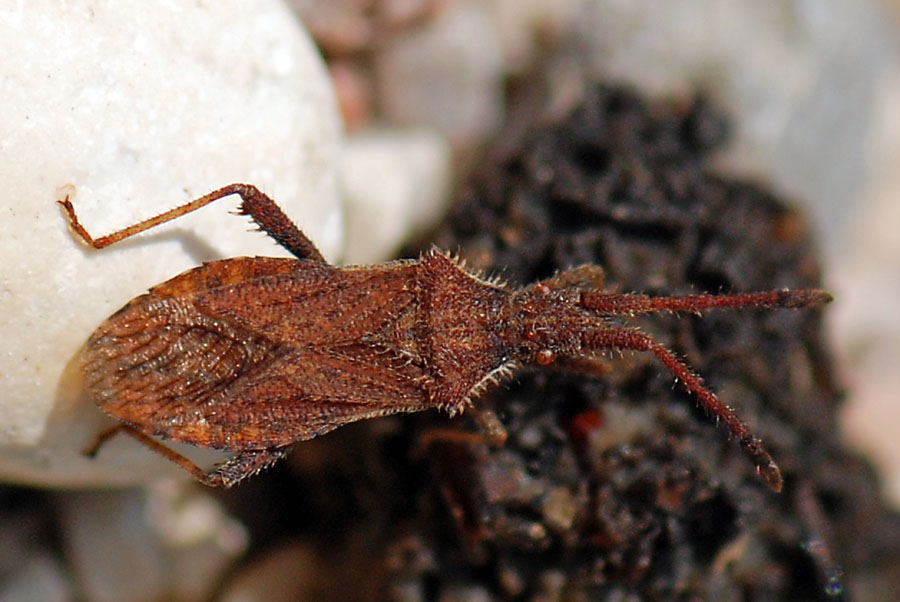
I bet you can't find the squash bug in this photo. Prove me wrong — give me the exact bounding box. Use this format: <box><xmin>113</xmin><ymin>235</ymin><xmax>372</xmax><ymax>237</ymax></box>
<box><xmin>59</xmin><ymin>184</ymin><xmax>831</xmax><ymax>490</ymax></box>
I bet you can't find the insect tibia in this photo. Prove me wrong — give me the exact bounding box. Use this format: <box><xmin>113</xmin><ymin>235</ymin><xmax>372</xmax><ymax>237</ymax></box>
<box><xmin>58</xmin><ymin>183</ymin><xmax>326</xmax><ymax>262</ymax></box>
<box><xmin>202</xmin><ymin>448</ymin><xmax>292</xmax><ymax>488</ymax></box>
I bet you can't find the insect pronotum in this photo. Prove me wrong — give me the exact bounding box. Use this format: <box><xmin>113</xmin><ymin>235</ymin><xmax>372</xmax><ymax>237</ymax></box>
<box><xmin>59</xmin><ymin>184</ymin><xmax>832</xmax><ymax>490</ymax></box>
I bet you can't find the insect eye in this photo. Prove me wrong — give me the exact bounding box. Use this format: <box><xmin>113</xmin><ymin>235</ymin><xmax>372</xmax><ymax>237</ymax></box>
<box><xmin>536</xmin><ymin>349</ymin><xmax>555</xmax><ymax>365</ymax></box>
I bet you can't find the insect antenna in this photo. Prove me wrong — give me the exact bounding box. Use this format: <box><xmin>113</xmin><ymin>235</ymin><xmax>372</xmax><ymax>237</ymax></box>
<box><xmin>573</xmin><ymin>286</ymin><xmax>834</xmax><ymax>492</ymax></box>
<box><xmin>583</xmin><ymin>326</ymin><xmax>783</xmax><ymax>492</ymax></box>
<box><xmin>581</xmin><ymin>288</ymin><xmax>832</xmax><ymax>315</ymax></box>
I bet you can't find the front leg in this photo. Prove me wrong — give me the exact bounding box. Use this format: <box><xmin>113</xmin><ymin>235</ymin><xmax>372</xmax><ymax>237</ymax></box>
<box><xmin>418</xmin><ymin>407</ymin><xmax>509</xmax><ymax>451</ymax></box>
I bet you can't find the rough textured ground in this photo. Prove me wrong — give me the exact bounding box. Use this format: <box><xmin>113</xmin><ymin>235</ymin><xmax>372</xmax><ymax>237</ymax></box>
<box><xmin>215</xmin><ymin>86</ymin><xmax>900</xmax><ymax>601</ymax></box>
<box><xmin>381</xmin><ymin>86</ymin><xmax>862</xmax><ymax>601</ymax></box>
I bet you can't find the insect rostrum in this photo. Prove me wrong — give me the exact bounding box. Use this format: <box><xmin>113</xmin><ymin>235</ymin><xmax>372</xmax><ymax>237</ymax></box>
<box><xmin>60</xmin><ymin>184</ymin><xmax>831</xmax><ymax>490</ymax></box>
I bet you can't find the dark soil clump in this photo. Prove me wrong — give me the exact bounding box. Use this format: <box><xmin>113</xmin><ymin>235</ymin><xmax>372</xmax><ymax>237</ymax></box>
<box><xmin>216</xmin><ymin>85</ymin><xmax>900</xmax><ymax>601</ymax></box>
<box><xmin>375</xmin><ymin>85</ymin><xmax>898</xmax><ymax>601</ymax></box>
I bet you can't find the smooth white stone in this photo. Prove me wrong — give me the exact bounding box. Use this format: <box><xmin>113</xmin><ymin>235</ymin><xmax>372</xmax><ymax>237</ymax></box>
<box><xmin>0</xmin><ymin>0</ymin><xmax>343</xmax><ymax>486</ymax></box>
<box><xmin>59</xmin><ymin>486</ymin><xmax>246</xmax><ymax>602</ymax></box>
<box><xmin>0</xmin><ymin>553</ymin><xmax>71</xmax><ymax>602</ymax></box>
<box><xmin>340</xmin><ymin>127</ymin><xmax>452</xmax><ymax>264</ymax></box>
<box><xmin>375</xmin><ymin>0</ymin><xmax>505</xmax><ymax>150</ymax></box>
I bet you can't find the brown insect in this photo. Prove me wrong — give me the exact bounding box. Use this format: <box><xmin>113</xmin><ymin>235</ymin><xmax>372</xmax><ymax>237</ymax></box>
<box><xmin>59</xmin><ymin>184</ymin><xmax>831</xmax><ymax>490</ymax></box>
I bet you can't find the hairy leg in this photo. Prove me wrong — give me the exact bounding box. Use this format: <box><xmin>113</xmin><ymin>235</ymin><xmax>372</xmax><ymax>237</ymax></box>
<box><xmin>85</xmin><ymin>423</ymin><xmax>290</xmax><ymax>488</ymax></box>
<box><xmin>58</xmin><ymin>183</ymin><xmax>325</xmax><ymax>262</ymax></box>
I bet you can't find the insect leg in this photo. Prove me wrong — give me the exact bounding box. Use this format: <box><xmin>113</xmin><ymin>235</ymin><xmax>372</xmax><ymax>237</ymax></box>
<box><xmin>86</xmin><ymin>423</ymin><xmax>217</xmax><ymax>483</ymax></box>
<box><xmin>418</xmin><ymin>408</ymin><xmax>508</xmax><ymax>450</ymax></box>
<box><xmin>230</xmin><ymin>184</ymin><xmax>326</xmax><ymax>263</ymax></box>
<box><xmin>552</xmin><ymin>355</ymin><xmax>612</xmax><ymax>377</ymax></box>
<box><xmin>89</xmin><ymin>423</ymin><xmax>290</xmax><ymax>488</ymax></box>
<box><xmin>58</xmin><ymin>183</ymin><xmax>326</xmax><ymax>263</ymax></box>
<box><xmin>202</xmin><ymin>447</ymin><xmax>292</xmax><ymax>488</ymax></box>
<box><xmin>795</xmin><ymin>479</ymin><xmax>845</xmax><ymax>596</ymax></box>
<box><xmin>472</xmin><ymin>407</ymin><xmax>508</xmax><ymax>446</ymax></box>
<box><xmin>583</xmin><ymin>325</ymin><xmax>783</xmax><ymax>492</ymax></box>
<box><xmin>83</xmin><ymin>424</ymin><xmax>127</xmax><ymax>457</ymax></box>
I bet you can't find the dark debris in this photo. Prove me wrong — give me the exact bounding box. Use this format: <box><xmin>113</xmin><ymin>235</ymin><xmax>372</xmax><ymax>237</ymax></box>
<box><xmin>375</xmin><ymin>85</ymin><xmax>900</xmax><ymax>601</ymax></box>
<box><xmin>215</xmin><ymin>85</ymin><xmax>900</xmax><ymax>602</ymax></box>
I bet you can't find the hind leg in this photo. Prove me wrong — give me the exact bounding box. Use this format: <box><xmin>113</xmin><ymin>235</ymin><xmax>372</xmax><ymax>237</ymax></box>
<box><xmin>85</xmin><ymin>423</ymin><xmax>289</xmax><ymax>488</ymax></box>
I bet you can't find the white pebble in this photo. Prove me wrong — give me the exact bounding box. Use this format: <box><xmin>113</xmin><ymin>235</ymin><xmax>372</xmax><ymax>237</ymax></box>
<box><xmin>340</xmin><ymin>127</ymin><xmax>452</xmax><ymax>264</ymax></box>
<box><xmin>0</xmin><ymin>0</ymin><xmax>343</xmax><ymax>486</ymax></box>
<box><xmin>375</xmin><ymin>0</ymin><xmax>505</xmax><ymax>150</ymax></box>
